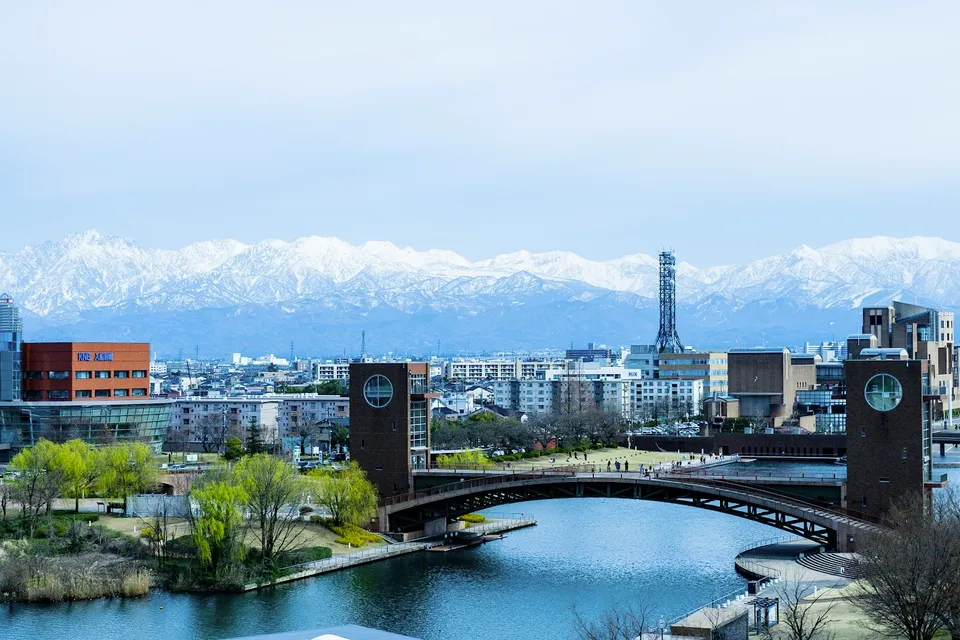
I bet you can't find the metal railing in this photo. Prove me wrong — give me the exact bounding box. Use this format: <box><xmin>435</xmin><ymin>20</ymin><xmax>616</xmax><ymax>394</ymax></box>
<box><xmin>379</xmin><ymin>468</ymin><xmax>578</xmax><ymax>508</ymax></box>
<box><xmin>281</xmin><ymin>540</ymin><xmax>432</xmax><ymax>574</ymax></box>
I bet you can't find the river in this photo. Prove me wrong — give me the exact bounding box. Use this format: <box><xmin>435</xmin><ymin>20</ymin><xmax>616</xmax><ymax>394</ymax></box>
<box><xmin>6</xmin><ymin>454</ymin><xmax>959</xmax><ymax>640</ymax></box>
<box><xmin>2</xmin><ymin>498</ymin><xmax>776</xmax><ymax>640</ymax></box>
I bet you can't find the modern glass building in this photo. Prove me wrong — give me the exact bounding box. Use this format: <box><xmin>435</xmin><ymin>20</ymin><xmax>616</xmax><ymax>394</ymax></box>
<box><xmin>0</xmin><ymin>294</ymin><xmax>22</xmax><ymax>402</ymax></box>
<box><xmin>0</xmin><ymin>399</ymin><xmax>172</xmax><ymax>458</ymax></box>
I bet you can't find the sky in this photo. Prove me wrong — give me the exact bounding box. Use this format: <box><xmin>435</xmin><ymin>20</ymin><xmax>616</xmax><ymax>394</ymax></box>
<box><xmin>2</xmin><ymin>1</ymin><xmax>959</xmax><ymax>264</ymax></box>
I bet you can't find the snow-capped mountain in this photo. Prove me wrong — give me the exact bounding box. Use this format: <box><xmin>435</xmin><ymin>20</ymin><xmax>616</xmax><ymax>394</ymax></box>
<box><xmin>1</xmin><ymin>231</ymin><xmax>957</xmax><ymax>355</ymax></box>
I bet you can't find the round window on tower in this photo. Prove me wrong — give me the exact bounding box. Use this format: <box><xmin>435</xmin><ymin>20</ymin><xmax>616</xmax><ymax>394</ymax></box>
<box><xmin>363</xmin><ymin>374</ymin><xmax>394</xmax><ymax>408</ymax></box>
<box><xmin>864</xmin><ymin>373</ymin><xmax>902</xmax><ymax>412</ymax></box>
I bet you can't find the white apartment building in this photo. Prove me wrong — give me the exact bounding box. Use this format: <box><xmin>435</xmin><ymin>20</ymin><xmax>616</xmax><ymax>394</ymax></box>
<box><xmin>149</xmin><ymin>361</ymin><xmax>168</xmax><ymax>375</ymax></box>
<box><xmin>275</xmin><ymin>394</ymin><xmax>348</xmax><ymax>435</ymax></box>
<box><xmin>171</xmin><ymin>397</ymin><xmax>281</xmax><ymax>444</ymax></box>
<box><xmin>311</xmin><ymin>361</ymin><xmax>351</xmax><ymax>383</ymax></box>
<box><xmin>633</xmin><ymin>378</ymin><xmax>704</xmax><ymax>419</ymax></box>
<box><xmin>445</xmin><ymin>359</ymin><xmax>567</xmax><ymax>382</ymax></box>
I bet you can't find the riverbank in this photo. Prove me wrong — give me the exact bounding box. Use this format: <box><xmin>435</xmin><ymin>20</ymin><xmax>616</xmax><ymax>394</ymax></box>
<box><xmin>241</xmin><ymin>516</ymin><xmax>536</xmax><ymax>591</ymax></box>
<box><xmin>671</xmin><ymin>539</ymin><xmax>881</xmax><ymax>639</ymax></box>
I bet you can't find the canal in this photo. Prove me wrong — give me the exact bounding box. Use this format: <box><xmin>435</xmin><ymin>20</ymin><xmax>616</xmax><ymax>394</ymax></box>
<box><xmin>3</xmin><ymin>498</ymin><xmax>777</xmax><ymax>640</ymax></box>
<box><xmin>6</xmin><ymin>454</ymin><xmax>958</xmax><ymax>640</ymax></box>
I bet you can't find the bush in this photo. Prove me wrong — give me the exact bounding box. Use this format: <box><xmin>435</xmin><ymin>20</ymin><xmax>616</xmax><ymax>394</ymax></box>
<box><xmin>458</xmin><ymin>514</ymin><xmax>486</xmax><ymax>524</ymax></box>
<box><xmin>590</xmin><ymin>443</ymin><xmax>604</xmax><ymax>450</ymax></box>
<box><xmin>326</xmin><ymin>523</ymin><xmax>382</xmax><ymax>548</ymax></box>
<box><xmin>277</xmin><ymin>545</ymin><xmax>333</xmax><ymax>566</ymax></box>
<box><xmin>299</xmin><ymin>505</ymin><xmax>314</xmax><ymax>516</ymax></box>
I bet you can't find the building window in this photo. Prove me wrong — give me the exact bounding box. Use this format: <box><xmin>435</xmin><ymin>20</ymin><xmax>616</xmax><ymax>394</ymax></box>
<box><xmin>24</xmin><ymin>390</ymin><xmax>42</xmax><ymax>399</ymax></box>
<box><xmin>95</xmin><ymin>371</ymin><xmax>111</xmax><ymax>379</ymax></box>
<box><xmin>133</xmin><ymin>388</ymin><xmax>147</xmax><ymax>396</ymax></box>
<box><xmin>114</xmin><ymin>371</ymin><xmax>129</xmax><ymax>379</ymax></box>
<box><xmin>133</xmin><ymin>370</ymin><xmax>147</xmax><ymax>378</ymax></box>
<box><xmin>48</xmin><ymin>371</ymin><xmax>70</xmax><ymax>380</ymax></box>
<box><xmin>76</xmin><ymin>390</ymin><xmax>92</xmax><ymax>399</ymax></box>
<box><xmin>76</xmin><ymin>371</ymin><xmax>92</xmax><ymax>379</ymax></box>
<box><xmin>95</xmin><ymin>389</ymin><xmax>110</xmax><ymax>398</ymax></box>
<box><xmin>879</xmin><ymin>477</ymin><xmax>890</xmax><ymax>483</ymax></box>
<box><xmin>114</xmin><ymin>389</ymin><xmax>129</xmax><ymax>397</ymax></box>
<box><xmin>48</xmin><ymin>390</ymin><xmax>70</xmax><ymax>399</ymax></box>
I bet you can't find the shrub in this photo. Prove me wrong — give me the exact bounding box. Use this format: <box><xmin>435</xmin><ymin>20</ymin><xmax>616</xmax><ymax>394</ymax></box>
<box><xmin>278</xmin><ymin>545</ymin><xmax>333</xmax><ymax>566</ymax></box>
<box><xmin>458</xmin><ymin>514</ymin><xmax>486</xmax><ymax>524</ymax></box>
<box><xmin>299</xmin><ymin>505</ymin><xmax>314</xmax><ymax>516</ymax></box>
<box><xmin>326</xmin><ymin>523</ymin><xmax>381</xmax><ymax>548</ymax></box>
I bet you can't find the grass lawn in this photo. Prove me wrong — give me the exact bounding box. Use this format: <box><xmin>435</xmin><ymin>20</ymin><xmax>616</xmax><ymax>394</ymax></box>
<box><xmin>496</xmin><ymin>447</ymin><xmax>693</xmax><ymax>472</ymax></box>
<box><xmin>290</xmin><ymin>521</ymin><xmax>384</xmax><ymax>556</ymax></box>
<box><xmin>154</xmin><ymin>452</ymin><xmax>224</xmax><ymax>466</ymax></box>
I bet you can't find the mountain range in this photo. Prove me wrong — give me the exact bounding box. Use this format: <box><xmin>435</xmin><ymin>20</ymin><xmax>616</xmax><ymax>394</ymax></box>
<box><xmin>2</xmin><ymin>231</ymin><xmax>957</xmax><ymax>358</ymax></box>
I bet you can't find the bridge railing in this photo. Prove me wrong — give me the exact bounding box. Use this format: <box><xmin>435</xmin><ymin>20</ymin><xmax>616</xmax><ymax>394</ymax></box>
<box><xmin>379</xmin><ymin>468</ymin><xmax>578</xmax><ymax>508</ymax></box>
<box><xmin>680</xmin><ymin>476</ymin><xmax>887</xmax><ymax>527</ymax></box>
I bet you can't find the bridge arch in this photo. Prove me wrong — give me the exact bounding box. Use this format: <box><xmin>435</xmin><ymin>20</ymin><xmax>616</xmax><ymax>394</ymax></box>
<box><xmin>379</xmin><ymin>473</ymin><xmax>877</xmax><ymax>552</ymax></box>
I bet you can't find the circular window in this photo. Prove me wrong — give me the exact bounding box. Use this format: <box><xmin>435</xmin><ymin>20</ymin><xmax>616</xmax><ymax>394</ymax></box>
<box><xmin>363</xmin><ymin>375</ymin><xmax>394</xmax><ymax>408</ymax></box>
<box><xmin>864</xmin><ymin>373</ymin><xmax>902</xmax><ymax>412</ymax></box>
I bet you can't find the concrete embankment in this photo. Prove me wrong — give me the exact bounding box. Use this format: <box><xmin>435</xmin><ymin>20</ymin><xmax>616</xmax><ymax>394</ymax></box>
<box><xmin>242</xmin><ymin>517</ymin><xmax>536</xmax><ymax>591</ymax></box>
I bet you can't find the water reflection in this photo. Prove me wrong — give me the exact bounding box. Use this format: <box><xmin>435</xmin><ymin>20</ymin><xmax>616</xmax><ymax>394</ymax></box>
<box><xmin>2</xmin><ymin>498</ymin><xmax>778</xmax><ymax>640</ymax></box>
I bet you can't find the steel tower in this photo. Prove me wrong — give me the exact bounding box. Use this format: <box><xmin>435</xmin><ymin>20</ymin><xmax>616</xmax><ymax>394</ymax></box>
<box><xmin>654</xmin><ymin>251</ymin><xmax>684</xmax><ymax>354</ymax></box>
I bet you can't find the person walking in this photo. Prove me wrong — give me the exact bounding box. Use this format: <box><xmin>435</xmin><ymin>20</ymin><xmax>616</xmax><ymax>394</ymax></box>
<box><xmin>615</xmin><ymin>460</ymin><xmax>621</xmax><ymax>472</ymax></box>
<box><xmin>607</xmin><ymin>460</ymin><xmax>611</xmax><ymax>472</ymax></box>
<box><xmin>624</xmin><ymin>460</ymin><xmax>629</xmax><ymax>472</ymax></box>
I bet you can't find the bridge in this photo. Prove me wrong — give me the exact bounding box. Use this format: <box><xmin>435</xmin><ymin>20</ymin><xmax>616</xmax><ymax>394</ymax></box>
<box><xmin>934</xmin><ymin>430</ymin><xmax>960</xmax><ymax>456</ymax></box>
<box><xmin>378</xmin><ymin>468</ymin><xmax>878</xmax><ymax>552</ymax></box>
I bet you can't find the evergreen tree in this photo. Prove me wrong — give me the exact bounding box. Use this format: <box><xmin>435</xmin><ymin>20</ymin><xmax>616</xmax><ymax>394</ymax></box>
<box><xmin>245</xmin><ymin>417</ymin><xmax>265</xmax><ymax>455</ymax></box>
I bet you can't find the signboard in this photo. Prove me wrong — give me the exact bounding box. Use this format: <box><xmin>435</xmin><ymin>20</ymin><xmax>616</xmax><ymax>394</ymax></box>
<box><xmin>78</xmin><ymin>353</ymin><xmax>114</xmax><ymax>362</ymax></box>
<box><xmin>186</xmin><ymin>454</ymin><xmax>198</xmax><ymax>463</ymax></box>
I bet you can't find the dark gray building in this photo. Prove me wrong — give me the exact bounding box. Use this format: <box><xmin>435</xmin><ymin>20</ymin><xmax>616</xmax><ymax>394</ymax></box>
<box><xmin>349</xmin><ymin>363</ymin><xmax>431</xmax><ymax>498</ymax></box>
<box><xmin>845</xmin><ymin>355</ymin><xmax>936</xmax><ymax>519</ymax></box>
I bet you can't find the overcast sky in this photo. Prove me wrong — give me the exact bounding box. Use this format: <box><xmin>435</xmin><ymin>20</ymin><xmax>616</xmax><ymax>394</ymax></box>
<box><xmin>2</xmin><ymin>1</ymin><xmax>959</xmax><ymax>264</ymax></box>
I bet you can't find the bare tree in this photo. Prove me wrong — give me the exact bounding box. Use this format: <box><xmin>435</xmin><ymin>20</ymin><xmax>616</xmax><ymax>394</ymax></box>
<box><xmin>194</xmin><ymin>414</ymin><xmax>223</xmax><ymax>454</ymax></box>
<box><xmin>237</xmin><ymin>454</ymin><xmax>307</xmax><ymax>562</ymax></box>
<box><xmin>765</xmin><ymin>575</ymin><xmax>838</xmax><ymax>640</ymax></box>
<box><xmin>854</xmin><ymin>491</ymin><xmax>960</xmax><ymax>640</ymax></box>
<box><xmin>572</xmin><ymin>603</ymin><xmax>654</xmax><ymax>640</ymax></box>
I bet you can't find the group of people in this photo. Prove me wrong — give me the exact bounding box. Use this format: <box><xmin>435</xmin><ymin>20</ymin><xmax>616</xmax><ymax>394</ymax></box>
<box><xmin>604</xmin><ymin>459</ymin><xmax>630</xmax><ymax>472</ymax></box>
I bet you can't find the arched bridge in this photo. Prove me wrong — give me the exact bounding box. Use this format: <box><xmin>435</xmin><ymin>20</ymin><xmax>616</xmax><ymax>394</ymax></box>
<box><xmin>378</xmin><ymin>470</ymin><xmax>879</xmax><ymax>552</ymax></box>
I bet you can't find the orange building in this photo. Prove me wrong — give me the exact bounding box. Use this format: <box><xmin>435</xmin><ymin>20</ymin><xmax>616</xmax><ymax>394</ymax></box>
<box><xmin>22</xmin><ymin>342</ymin><xmax>151</xmax><ymax>401</ymax></box>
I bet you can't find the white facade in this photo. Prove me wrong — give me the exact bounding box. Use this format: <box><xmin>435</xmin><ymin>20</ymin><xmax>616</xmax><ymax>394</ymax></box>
<box><xmin>171</xmin><ymin>398</ymin><xmax>280</xmax><ymax>444</ymax></box>
<box><xmin>444</xmin><ymin>359</ymin><xmax>567</xmax><ymax>382</ymax></box>
<box><xmin>274</xmin><ymin>394</ymin><xmax>349</xmax><ymax>436</ymax></box>
<box><xmin>633</xmin><ymin>378</ymin><xmax>704</xmax><ymax>418</ymax></box>
<box><xmin>311</xmin><ymin>361</ymin><xmax>351</xmax><ymax>382</ymax></box>
<box><xmin>149</xmin><ymin>361</ymin><xmax>167</xmax><ymax>375</ymax></box>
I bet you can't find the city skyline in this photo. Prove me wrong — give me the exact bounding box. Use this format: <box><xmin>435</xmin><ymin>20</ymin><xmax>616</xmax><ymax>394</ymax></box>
<box><xmin>3</xmin><ymin>2</ymin><xmax>959</xmax><ymax>262</ymax></box>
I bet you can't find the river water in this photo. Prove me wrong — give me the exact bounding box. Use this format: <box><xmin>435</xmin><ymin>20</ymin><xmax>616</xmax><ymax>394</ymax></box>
<box><xmin>6</xmin><ymin>454</ymin><xmax>958</xmax><ymax>640</ymax></box>
<box><xmin>2</xmin><ymin>498</ymin><xmax>775</xmax><ymax>640</ymax></box>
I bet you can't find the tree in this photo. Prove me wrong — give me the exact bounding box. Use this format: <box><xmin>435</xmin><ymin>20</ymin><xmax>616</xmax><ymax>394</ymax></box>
<box><xmin>854</xmin><ymin>491</ymin><xmax>960</xmax><ymax>640</ymax></box>
<box><xmin>310</xmin><ymin>462</ymin><xmax>377</xmax><ymax>527</ymax></box>
<box><xmin>194</xmin><ymin>413</ymin><xmax>223</xmax><ymax>454</ymax></box>
<box><xmin>245</xmin><ymin>417</ymin><xmax>264</xmax><ymax>455</ymax></box>
<box><xmin>290</xmin><ymin>414</ymin><xmax>320</xmax><ymax>455</ymax></box>
<box><xmin>316</xmin><ymin>380</ymin><xmax>343</xmax><ymax>395</ymax></box>
<box><xmin>572</xmin><ymin>603</ymin><xmax>654</xmax><ymax>640</ymax></box>
<box><xmin>11</xmin><ymin>439</ymin><xmax>67</xmax><ymax>536</ymax></box>
<box><xmin>165</xmin><ymin>424</ymin><xmax>191</xmax><ymax>462</ymax></box>
<box><xmin>330</xmin><ymin>424</ymin><xmax>349</xmax><ymax>449</ymax></box>
<box><xmin>223</xmin><ymin>436</ymin><xmax>244</xmax><ymax>461</ymax></box>
<box><xmin>237</xmin><ymin>454</ymin><xmax>307</xmax><ymax>562</ymax></box>
<box><xmin>101</xmin><ymin>442</ymin><xmax>157</xmax><ymax>512</ymax></box>
<box><xmin>55</xmin><ymin>439</ymin><xmax>103</xmax><ymax>513</ymax></box>
<box><xmin>189</xmin><ymin>470</ymin><xmax>247</xmax><ymax>576</ymax></box>
<box><xmin>766</xmin><ymin>574</ymin><xmax>838</xmax><ymax>640</ymax></box>
<box><xmin>436</xmin><ymin>450</ymin><xmax>493</xmax><ymax>470</ymax></box>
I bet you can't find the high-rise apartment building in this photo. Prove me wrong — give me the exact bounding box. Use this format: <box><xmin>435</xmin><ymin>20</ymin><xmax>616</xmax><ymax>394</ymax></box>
<box><xmin>0</xmin><ymin>294</ymin><xmax>22</xmax><ymax>402</ymax></box>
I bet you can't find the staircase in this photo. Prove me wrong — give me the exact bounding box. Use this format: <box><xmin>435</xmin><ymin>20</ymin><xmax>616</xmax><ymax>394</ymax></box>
<box><xmin>797</xmin><ymin>551</ymin><xmax>861</xmax><ymax>579</ymax></box>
